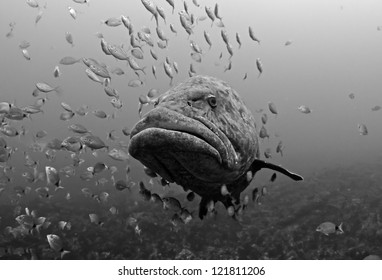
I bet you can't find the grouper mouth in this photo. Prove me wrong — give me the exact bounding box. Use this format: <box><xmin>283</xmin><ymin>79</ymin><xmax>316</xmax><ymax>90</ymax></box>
<box><xmin>128</xmin><ymin>107</ymin><xmax>239</xmax><ymax>183</ymax></box>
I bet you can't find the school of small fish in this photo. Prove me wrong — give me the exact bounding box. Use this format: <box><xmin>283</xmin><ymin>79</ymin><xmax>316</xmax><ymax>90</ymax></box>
<box><xmin>0</xmin><ymin>0</ymin><xmax>381</xmax><ymax>260</ymax></box>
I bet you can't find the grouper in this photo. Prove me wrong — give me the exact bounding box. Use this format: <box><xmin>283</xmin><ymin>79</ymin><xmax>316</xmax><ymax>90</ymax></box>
<box><xmin>128</xmin><ymin>75</ymin><xmax>303</xmax><ymax>218</ymax></box>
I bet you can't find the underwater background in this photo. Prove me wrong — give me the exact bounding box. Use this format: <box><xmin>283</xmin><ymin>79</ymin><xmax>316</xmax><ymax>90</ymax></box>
<box><xmin>0</xmin><ymin>0</ymin><xmax>382</xmax><ymax>259</ymax></box>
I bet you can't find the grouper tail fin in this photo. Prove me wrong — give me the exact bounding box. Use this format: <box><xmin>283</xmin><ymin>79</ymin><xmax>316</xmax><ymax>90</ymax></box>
<box><xmin>251</xmin><ymin>159</ymin><xmax>303</xmax><ymax>181</ymax></box>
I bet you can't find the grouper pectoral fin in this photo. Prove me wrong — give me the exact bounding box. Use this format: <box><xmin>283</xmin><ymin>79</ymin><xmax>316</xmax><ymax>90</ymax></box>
<box><xmin>251</xmin><ymin>159</ymin><xmax>304</xmax><ymax>181</ymax></box>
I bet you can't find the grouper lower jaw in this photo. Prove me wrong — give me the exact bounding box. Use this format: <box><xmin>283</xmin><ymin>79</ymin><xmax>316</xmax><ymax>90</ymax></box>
<box><xmin>129</xmin><ymin>106</ymin><xmax>238</xmax><ymax>171</ymax></box>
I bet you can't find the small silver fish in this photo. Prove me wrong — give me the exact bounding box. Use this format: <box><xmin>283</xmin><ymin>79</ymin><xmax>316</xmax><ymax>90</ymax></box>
<box><xmin>108</xmin><ymin>45</ymin><xmax>129</xmax><ymax>60</ymax></box>
<box><xmin>256</xmin><ymin>58</ymin><xmax>263</xmax><ymax>77</ymax></box>
<box><xmin>111</xmin><ymin>67</ymin><xmax>124</xmax><ymax>75</ymax></box>
<box><xmin>101</xmin><ymin>17</ymin><xmax>122</xmax><ymax>27</ymax></box>
<box><xmin>236</xmin><ymin>32</ymin><xmax>242</xmax><ymax>48</ymax></box>
<box><xmin>276</xmin><ymin>141</ymin><xmax>284</xmax><ymax>157</ymax></box>
<box><xmin>264</xmin><ymin>148</ymin><xmax>272</xmax><ymax>158</ymax></box>
<box><xmin>156</xmin><ymin>6</ymin><xmax>166</xmax><ymax>23</ymax></box>
<box><xmin>163</xmin><ymin>61</ymin><xmax>174</xmax><ymax>85</ymax></box>
<box><xmin>35</xmin><ymin>130</ymin><xmax>48</xmax><ymax>139</ymax></box>
<box><xmin>53</xmin><ymin>66</ymin><xmax>61</xmax><ymax>78</ymax></box>
<box><xmin>205</xmin><ymin>6</ymin><xmax>215</xmax><ymax>26</ymax></box>
<box><xmin>85</xmin><ymin>68</ymin><xmax>103</xmax><ymax>84</ymax></box>
<box><xmin>27</xmin><ymin>0</ymin><xmax>39</xmax><ymax>8</ymax></box>
<box><xmin>226</xmin><ymin>43</ymin><xmax>233</xmax><ymax>58</ymax></box>
<box><xmin>259</xmin><ymin>126</ymin><xmax>270</xmax><ymax>139</ymax></box>
<box><xmin>163</xmin><ymin>197</ymin><xmax>182</xmax><ymax>212</ymax></box>
<box><xmin>89</xmin><ymin>213</ymin><xmax>103</xmax><ymax>226</ymax></box>
<box><xmin>127</xmin><ymin>57</ymin><xmax>146</xmax><ymax>74</ymax></box>
<box><xmin>131</xmin><ymin>48</ymin><xmax>144</xmax><ymax>60</ymax></box>
<box><xmin>45</xmin><ymin>166</ymin><xmax>61</xmax><ymax>189</ymax></box>
<box><xmin>21</xmin><ymin>49</ymin><xmax>31</xmax><ymax>60</ymax></box>
<box><xmin>220</xmin><ymin>184</ymin><xmax>229</xmax><ymax>196</ymax></box>
<box><xmin>203</xmin><ymin>31</ymin><xmax>212</xmax><ymax>50</ymax></box>
<box><xmin>190</xmin><ymin>40</ymin><xmax>202</xmax><ymax>54</ymax></box>
<box><xmin>36</xmin><ymin>82</ymin><xmax>62</xmax><ymax>94</ymax></box>
<box><xmin>68</xmin><ymin>6</ymin><xmax>77</xmax><ymax>19</ymax></box>
<box><xmin>261</xmin><ymin>113</ymin><xmax>268</xmax><ymax>125</ymax></box>
<box><xmin>108</xmin><ymin>148</ymin><xmax>129</xmax><ymax>161</ymax></box>
<box><xmin>80</xmin><ymin>135</ymin><xmax>107</xmax><ymax>150</ymax></box>
<box><xmin>358</xmin><ymin>124</ymin><xmax>368</xmax><ymax>135</ymax></box>
<box><xmin>128</xmin><ymin>79</ymin><xmax>144</xmax><ymax>87</ymax></box>
<box><xmin>110</xmin><ymin>98</ymin><xmax>123</xmax><ymax>109</ymax></box>
<box><xmin>65</xmin><ymin>32</ymin><xmax>74</xmax><ymax>46</ymax></box>
<box><xmin>227</xmin><ymin>206</ymin><xmax>235</xmax><ymax>217</ymax></box>
<box><xmin>60</xmin><ymin>102</ymin><xmax>73</xmax><ymax>112</ymax></box>
<box><xmin>156</xmin><ymin>26</ymin><xmax>169</xmax><ymax>43</ymax></box>
<box><xmin>191</xmin><ymin>52</ymin><xmax>202</xmax><ymax>63</ymax></box>
<box><xmin>268</xmin><ymin>102</ymin><xmax>278</xmax><ymax>115</ymax></box>
<box><xmin>59</xmin><ymin>111</ymin><xmax>75</xmax><ymax>121</ymax></box>
<box><xmin>249</xmin><ymin>26</ymin><xmax>261</xmax><ymax>44</ymax></box>
<box><xmin>141</xmin><ymin>0</ymin><xmax>158</xmax><ymax>25</ymax></box>
<box><xmin>170</xmin><ymin>24</ymin><xmax>177</xmax><ymax>35</ymax></box>
<box><xmin>214</xmin><ymin>3</ymin><xmax>223</xmax><ymax>20</ymax></box>
<box><xmin>165</xmin><ymin>0</ymin><xmax>175</xmax><ymax>14</ymax></box>
<box><xmin>297</xmin><ymin>105</ymin><xmax>312</xmax><ymax>114</ymax></box>
<box><xmin>59</xmin><ymin>56</ymin><xmax>80</xmax><ymax>65</ymax></box>
<box><xmin>47</xmin><ymin>234</ymin><xmax>70</xmax><ymax>258</ymax></box>
<box><xmin>316</xmin><ymin>222</ymin><xmax>344</xmax><ymax>236</ymax></box>
<box><xmin>68</xmin><ymin>123</ymin><xmax>89</xmax><ymax>134</ymax></box>
<box><xmin>221</xmin><ymin>30</ymin><xmax>229</xmax><ymax>45</ymax></box>
<box><xmin>173</xmin><ymin>61</ymin><xmax>179</xmax><ymax>74</ymax></box>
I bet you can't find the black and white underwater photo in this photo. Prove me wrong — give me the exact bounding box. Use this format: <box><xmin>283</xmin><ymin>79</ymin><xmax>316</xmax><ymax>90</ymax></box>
<box><xmin>1</xmin><ymin>0</ymin><xmax>382</xmax><ymax>260</ymax></box>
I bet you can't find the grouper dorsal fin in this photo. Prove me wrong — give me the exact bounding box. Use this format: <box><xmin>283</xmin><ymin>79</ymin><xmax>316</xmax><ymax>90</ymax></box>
<box><xmin>251</xmin><ymin>159</ymin><xmax>304</xmax><ymax>181</ymax></box>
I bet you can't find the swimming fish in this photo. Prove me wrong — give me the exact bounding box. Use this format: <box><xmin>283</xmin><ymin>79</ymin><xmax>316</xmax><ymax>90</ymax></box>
<box><xmin>256</xmin><ymin>58</ymin><xmax>263</xmax><ymax>77</ymax></box>
<box><xmin>163</xmin><ymin>61</ymin><xmax>174</xmax><ymax>85</ymax></box>
<box><xmin>156</xmin><ymin>6</ymin><xmax>166</xmax><ymax>23</ymax></box>
<box><xmin>68</xmin><ymin>6</ymin><xmax>77</xmax><ymax>20</ymax></box>
<box><xmin>316</xmin><ymin>222</ymin><xmax>344</xmax><ymax>236</ymax></box>
<box><xmin>35</xmin><ymin>82</ymin><xmax>62</xmax><ymax>95</ymax></box>
<box><xmin>53</xmin><ymin>66</ymin><xmax>61</xmax><ymax>78</ymax></box>
<box><xmin>141</xmin><ymin>0</ymin><xmax>159</xmax><ymax>25</ymax></box>
<box><xmin>101</xmin><ymin>17</ymin><xmax>122</xmax><ymax>27</ymax></box>
<box><xmin>128</xmin><ymin>76</ymin><xmax>303</xmax><ymax>219</ymax></box>
<box><xmin>59</xmin><ymin>56</ymin><xmax>81</xmax><ymax>65</ymax></box>
<box><xmin>45</xmin><ymin>166</ymin><xmax>61</xmax><ymax>190</ymax></box>
<box><xmin>165</xmin><ymin>0</ymin><xmax>175</xmax><ymax>13</ymax></box>
<box><xmin>108</xmin><ymin>148</ymin><xmax>129</xmax><ymax>161</ymax></box>
<box><xmin>249</xmin><ymin>26</ymin><xmax>261</xmax><ymax>44</ymax></box>
<box><xmin>236</xmin><ymin>32</ymin><xmax>242</xmax><ymax>48</ymax></box>
<box><xmin>205</xmin><ymin>6</ymin><xmax>215</xmax><ymax>26</ymax></box>
<box><xmin>297</xmin><ymin>105</ymin><xmax>312</xmax><ymax>114</ymax></box>
<box><xmin>80</xmin><ymin>135</ymin><xmax>107</xmax><ymax>150</ymax></box>
<box><xmin>21</xmin><ymin>49</ymin><xmax>31</xmax><ymax>60</ymax></box>
<box><xmin>358</xmin><ymin>124</ymin><xmax>368</xmax><ymax>135</ymax></box>
<box><xmin>268</xmin><ymin>102</ymin><xmax>278</xmax><ymax>115</ymax></box>
<box><xmin>47</xmin><ymin>234</ymin><xmax>70</xmax><ymax>259</ymax></box>
<box><xmin>276</xmin><ymin>141</ymin><xmax>284</xmax><ymax>157</ymax></box>
<box><xmin>26</xmin><ymin>0</ymin><xmax>39</xmax><ymax>8</ymax></box>
<box><xmin>204</xmin><ymin>31</ymin><xmax>212</xmax><ymax>49</ymax></box>
<box><xmin>65</xmin><ymin>32</ymin><xmax>74</xmax><ymax>46</ymax></box>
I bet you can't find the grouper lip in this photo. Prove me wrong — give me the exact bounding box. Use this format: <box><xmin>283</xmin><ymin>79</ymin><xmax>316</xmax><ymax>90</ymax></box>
<box><xmin>128</xmin><ymin>106</ymin><xmax>238</xmax><ymax>171</ymax></box>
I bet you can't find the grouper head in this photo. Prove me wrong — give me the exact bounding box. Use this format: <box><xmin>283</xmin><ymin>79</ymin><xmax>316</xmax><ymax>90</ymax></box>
<box><xmin>128</xmin><ymin>75</ymin><xmax>303</xmax><ymax>218</ymax></box>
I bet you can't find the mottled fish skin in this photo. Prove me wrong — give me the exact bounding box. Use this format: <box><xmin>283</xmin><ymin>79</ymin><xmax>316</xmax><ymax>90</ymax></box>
<box><xmin>129</xmin><ymin>76</ymin><xmax>303</xmax><ymax>219</ymax></box>
<box><xmin>128</xmin><ymin>76</ymin><xmax>254</xmax><ymax>209</ymax></box>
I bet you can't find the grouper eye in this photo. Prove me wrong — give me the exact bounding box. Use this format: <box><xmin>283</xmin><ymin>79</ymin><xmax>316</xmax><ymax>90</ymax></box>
<box><xmin>207</xmin><ymin>95</ymin><xmax>217</xmax><ymax>108</ymax></box>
